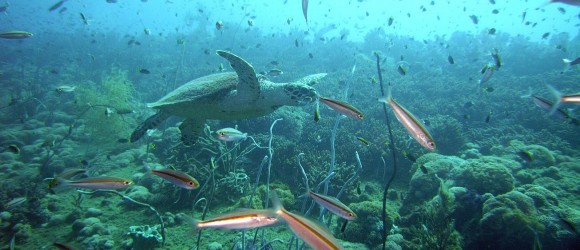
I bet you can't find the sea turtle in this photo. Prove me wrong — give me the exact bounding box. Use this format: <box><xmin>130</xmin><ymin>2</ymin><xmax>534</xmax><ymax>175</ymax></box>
<box><xmin>130</xmin><ymin>50</ymin><xmax>326</xmax><ymax>146</ymax></box>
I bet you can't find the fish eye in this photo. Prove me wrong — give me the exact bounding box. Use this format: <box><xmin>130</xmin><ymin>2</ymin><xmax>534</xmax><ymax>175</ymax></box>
<box><xmin>348</xmin><ymin>212</ymin><xmax>354</xmax><ymax>217</ymax></box>
<box><xmin>124</xmin><ymin>181</ymin><xmax>131</xmax><ymax>185</ymax></box>
<box><xmin>188</xmin><ymin>181</ymin><xmax>195</xmax><ymax>186</ymax></box>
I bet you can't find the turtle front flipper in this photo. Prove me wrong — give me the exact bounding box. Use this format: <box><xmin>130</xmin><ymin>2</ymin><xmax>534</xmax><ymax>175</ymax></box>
<box><xmin>216</xmin><ymin>50</ymin><xmax>260</xmax><ymax>102</ymax></box>
<box><xmin>179</xmin><ymin>118</ymin><xmax>205</xmax><ymax>146</ymax></box>
<box><xmin>130</xmin><ymin>111</ymin><xmax>170</xmax><ymax>143</ymax></box>
<box><xmin>291</xmin><ymin>73</ymin><xmax>327</xmax><ymax>86</ymax></box>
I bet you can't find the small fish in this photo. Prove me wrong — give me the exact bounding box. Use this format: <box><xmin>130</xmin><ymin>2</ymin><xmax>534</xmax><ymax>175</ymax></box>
<box><xmin>216</xmin><ymin>127</ymin><xmax>247</xmax><ymax>142</ymax></box>
<box><xmin>247</xmin><ymin>19</ymin><xmax>254</xmax><ymax>26</ymax></box>
<box><xmin>308</xmin><ymin>190</ymin><xmax>357</xmax><ymax>220</ymax></box>
<box><xmin>379</xmin><ymin>96</ymin><xmax>436</xmax><ymax>151</ymax></box>
<box><xmin>397</xmin><ymin>64</ymin><xmax>407</xmax><ymax>76</ymax></box>
<box><xmin>482</xmin><ymin>87</ymin><xmax>495</xmax><ymax>93</ymax></box>
<box><xmin>79</xmin><ymin>159</ymin><xmax>89</xmax><ymax>166</ymax></box>
<box><xmin>287</xmin><ymin>17</ymin><xmax>293</xmax><ymax>25</ymax></box>
<box><xmin>80</xmin><ymin>13</ymin><xmax>89</xmax><ymax>25</ymax></box>
<box><xmin>308</xmin><ymin>52</ymin><xmax>313</xmax><ymax>59</ymax></box>
<box><xmin>562</xmin><ymin>57</ymin><xmax>580</xmax><ymax>66</ymax></box>
<box><xmin>447</xmin><ymin>55</ymin><xmax>455</xmax><ymax>64</ymax></box>
<box><xmin>0</xmin><ymin>31</ymin><xmax>33</xmax><ymax>39</ymax></box>
<box><xmin>117</xmin><ymin>138</ymin><xmax>129</xmax><ymax>143</ymax></box>
<box><xmin>485</xmin><ymin>111</ymin><xmax>492</xmax><ymax>123</ymax></box>
<box><xmin>388</xmin><ymin>17</ymin><xmax>394</xmax><ymax>26</ymax></box>
<box><xmin>294</xmin><ymin>39</ymin><xmax>299</xmax><ymax>47</ymax></box>
<box><xmin>139</xmin><ymin>68</ymin><xmax>150</xmax><ymax>74</ymax></box>
<box><xmin>144</xmin><ymin>28</ymin><xmax>151</xmax><ymax>35</ymax></box>
<box><xmin>491</xmin><ymin>48</ymin><xmax>502</xmax><ymax>69</ymax></box>
<box><xmin>271</xmin><ymin>192</ymin><xmax>343</xmax><ymax>249</ymax></box>
<box><xmin>479</xmin><ymin>63</ymin><xmax>495</xmax><ymax>85</ymax></box>
<box><xmin>302</xmin><ymin>0</ymin><xmax>309</xmax><ymax>23</ymax></box>
<box><xmin>419</xmin><ymin>165</ymin><xmax>429</xmax><ymax>174</ymax></box>
<box><xmin>314</xmin><ymin>101</ymin><xmax>320</xmax><ymax>122</ymax></box>
<box><xmin>542</xmin><ymin>32</ymin><xmax>550</xmax><ymax>39</ymax></box>
<box><xmin>402</xmin><ymin>150</ymin><xmax>417</xmax><ymax>162</ymax></box>
<box><xmin>55</xmin><ymin>85</ymin><xmax>76</xmax><ymax>93</ymax></box>
<box><xmin>516</xmin><ymin>150</ymin><xmax>534</xmax><ymax>163</ymax></box>
<box><xmin>52</xmin><ymin>176</ymin><xmax>133</xmax><ymax>190</ymax></box>
<box><xmin>215</xmin><ymin>21</ymin><xmax>223</xmax><ymax>30</ymax></box>
<box><xmin>491</xmin><ymin>9</ymin><xmax>499</xmax><ymax>14</ymax></box>
<box><xmin>371</xmin><ymin>76</ymin><xmax>377</xmax><ymax>84</ymax></box>
<box><xmin>49</xmin><ymin>0</ymin><xmax>66</xmax><ymax>12</ymax></box>
<box><xmin>356</xmin><ymin>137</ymin><xmax>370</xmax><ymax>146</ymax></box>
<box><xmin>105</xmin><ymin>107</ymin><xmax>114</xmax><ymax>117</ymax></box>
<box><xmin>488</xmin><ymin>28</ymin><xmax>496</xmax><ymax>35</ymax></box>
<box><xmin>267</xmin><ymin>68</ymin><xmax>283</xmax><ymax>77</ymax></box>
<box><xmin>5</xmin><ymin>197</ymin><xmax>26</xmax><ymax>209</ymax></box>
<box><xmin>469</xmin><ymin>15</ymin><xmax>478</xmax><ymax>24</ymax></box>
<box><xmin>4</xmin><ymin>144</ymin><xmax>20</xmax><ymax>154</ymax></box>
<box><xmin>152</xmin><ymin>168</ymin><xmax>199</xmax><ymax>189</ymax></box>
<box><xmin>188</xmin><ymin>209</ymin><xmax>279</xmax><ymax>231</ymax></box>
<box><xmin>318</xmin><ymin>96</ymin><xmax>364</xmax><ymax>120</ymax></box>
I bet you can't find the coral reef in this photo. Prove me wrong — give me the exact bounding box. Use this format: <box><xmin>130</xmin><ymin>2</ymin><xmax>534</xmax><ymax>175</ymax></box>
<box><xmin>125</xmin><ymin>224</ymin><xmax>163</xmax><ymax>250</ymax></box>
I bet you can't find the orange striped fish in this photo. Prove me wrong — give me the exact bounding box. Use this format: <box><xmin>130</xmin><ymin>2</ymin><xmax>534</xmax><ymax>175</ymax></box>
<box><xmin>379</xmin><ymin>96</ymin><xmax>436</xmax><ymax>151</ymax></box>
<box><xmin>151</xmin><ymin>169</ymin><xmax>199</xmax><ymax>189</ymax></box>
<box><xmin>319</xmin><ymin>96</ymin><xmax>364</xmax><ymax>120</ymax></box>
<box><xmin>53</xmin><ymin>176</ymin><xmax>133</xmax><ymax>190</ymax></box>
<box><xmin>188</xmin><ymin>209</ymin><xmax>279</xmax><ymax>231</ymax></box>
<box><xmin>309</xmin><ymin>191</ymin><xmax>357</xmax><ymax>221</ymax></box>
<box><xmin>272</xmin><ymin>192</ymin><xmax>343</xmax><ymax>250</ymax></box>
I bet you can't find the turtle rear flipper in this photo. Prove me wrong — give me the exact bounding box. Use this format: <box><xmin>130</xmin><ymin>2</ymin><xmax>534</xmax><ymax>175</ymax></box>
<box><xmin>179</xmin><ymin>118</ymin><xmax>205</xmax><ymax>146</ymax></box>
<box><xmin>216</xmin><ymin>50</ymin><xmax>260</xmax><ymax>102</ymax></box>
<box><xmin>130</xmin><ymin>111</ymin><xmax>170</xmax><ymax>143</ymax></box>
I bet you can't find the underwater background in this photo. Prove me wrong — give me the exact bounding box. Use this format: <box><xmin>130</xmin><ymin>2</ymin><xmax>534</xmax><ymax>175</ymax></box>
<box><xmin>0</xmin><ymin>0</ymin><xmax>579</xmax><ymax>249</ymax></box>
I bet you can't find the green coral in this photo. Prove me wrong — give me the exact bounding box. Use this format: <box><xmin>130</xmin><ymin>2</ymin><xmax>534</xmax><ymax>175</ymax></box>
<box><xmin>451</xmin><ymin>156</ymin><xmax>516</xmax><ymax>195</ymax></box>
<box><xmin>74</xmin><ymin>67</ymin><xmax>136</xmax><ymax>148</ymax></box>
<box><xmin>340</xmin><ymin>199</ymin><xmax>389</xmax><ymax>247</ymax></box>
<box><xmin>475</xmin><ymin>191</ymin><xmax>544</xmax><ymax>249</ymax></box>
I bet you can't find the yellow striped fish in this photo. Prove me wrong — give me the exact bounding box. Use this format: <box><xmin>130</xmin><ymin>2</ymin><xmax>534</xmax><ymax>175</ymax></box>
<box><xmin>379</xmin><ymin>96</ymin><xmax>436</xmax><ymax>151</ymax></box>
<box><xmin>309</xmin><ymin>191</ymin><xmax>357</xmax><ymax>220</ymax></box>
<box><xmin>188</xmin><ymin>209</ymin><xmax>279</xmax><ymax>230</ymax></box>
<box><xmin>319</xmin><ymin>96</ymin><xmax>364</xmax><ymax>120</ymax></box>
<box><xmin>272</xmin><ymin>192</ymin><xmax>343</xmax><ymax>250</ymax></box>
<box><xmin>53</xmin><ymin>176</ymin><xmax>133</xmax><ymax>190</ymax></box>
<box><xmin>151</xmin><ymin>169</ymin><xmax>199</xmax><ymax>190</ymax></box>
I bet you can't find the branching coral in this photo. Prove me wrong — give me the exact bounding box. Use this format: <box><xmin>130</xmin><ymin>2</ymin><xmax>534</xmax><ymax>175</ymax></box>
<box><xmin>74</xmin><ymin>67</ymin><xmax>137</xmax><ymax>148</ymax></box>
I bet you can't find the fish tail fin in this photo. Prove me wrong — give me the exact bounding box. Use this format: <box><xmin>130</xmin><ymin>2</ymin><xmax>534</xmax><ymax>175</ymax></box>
<box><xmin>378</xmin><ymin>86</ymin><xmax>392</xmax><ymax>104</ymax></box>
<box><xmin>184</xmin><ymin>215</ymin><xmax>202</xmax><ymax>233</ymax></box>
<box><xmin>563</xmin><ymin>58</ymin><xmax>572</xmax><ymax>64</ymax></box>
<box><xmin>547</xmin><ymin>84</ymin><xmax>563</xmax><ymax>115</ymax></box>
<box><xmin>49</xmin><ymin>177</ymin><xmax>71</xmax><ymax>193</ymax></box>
<box><xmin>520</xmin><ymin>87</ymin><xmax>533</xmax><ymax>99</ymax></box>
<box><xmin>269</xmin><ymin>190</ymin><xmax>285</xmax><ymax>214</ymax></box>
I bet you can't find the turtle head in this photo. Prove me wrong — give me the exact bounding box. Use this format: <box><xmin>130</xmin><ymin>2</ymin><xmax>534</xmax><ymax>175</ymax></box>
<box><xmin>282</xmin><ymin>83</ymin><xmax>318</xmax><ymax>106</ymax></box>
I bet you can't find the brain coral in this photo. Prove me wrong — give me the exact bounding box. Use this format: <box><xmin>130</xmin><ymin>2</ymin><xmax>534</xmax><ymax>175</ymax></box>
<box><xmin>451</xmin><ymin>156</ymin><xmax>516</xmax><ymax>195</ymax></box>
